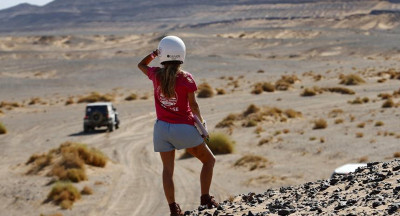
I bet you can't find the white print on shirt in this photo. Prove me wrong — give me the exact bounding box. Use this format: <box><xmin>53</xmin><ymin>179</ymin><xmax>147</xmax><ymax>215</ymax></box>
<box><xmin>181</xmin><ymin>71</ymin><xmax>194</xmax><ymax>84</ymax></box>
<box><xmin>156</xmin><ymin>86</ymin><xmax>179</xmax><ymax>112</ymax></box>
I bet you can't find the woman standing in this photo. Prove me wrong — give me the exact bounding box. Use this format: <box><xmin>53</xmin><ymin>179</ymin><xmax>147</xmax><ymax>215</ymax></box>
<box><xmin>138</xmin><ymin>36</ymin><xmax>219</xmax><ymax>216</ymax></box>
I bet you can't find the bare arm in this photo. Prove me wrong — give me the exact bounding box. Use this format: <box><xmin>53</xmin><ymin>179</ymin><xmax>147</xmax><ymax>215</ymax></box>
<box><xmin>137</xmin><ymin>50</ymin><xmax>158</xmax><ymax>76</ymax></box>
<box><xmin>188</xmin><ymin>92</ymin><xmax>204</xmax><ymax>122</ymax></box>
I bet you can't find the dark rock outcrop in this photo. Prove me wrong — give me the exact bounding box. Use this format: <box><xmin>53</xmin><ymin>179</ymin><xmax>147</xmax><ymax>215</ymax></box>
<box><xmin>190</xmin><ymin>160</ymin><xmax>400</xmax><ymax>215</ymax></box>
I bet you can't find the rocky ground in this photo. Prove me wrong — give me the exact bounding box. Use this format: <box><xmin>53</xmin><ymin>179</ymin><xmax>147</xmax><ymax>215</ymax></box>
<box><xmin>189</xmin><ymin>160</ymin><xmax>400</xmax><ymax>215</ymax></box>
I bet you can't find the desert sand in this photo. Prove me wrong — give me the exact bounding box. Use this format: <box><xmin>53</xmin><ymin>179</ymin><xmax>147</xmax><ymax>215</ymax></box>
<box><xmin>0</xmin><ymin>1</ymin><xmax>400</xmax><ymax>216</ymax></box>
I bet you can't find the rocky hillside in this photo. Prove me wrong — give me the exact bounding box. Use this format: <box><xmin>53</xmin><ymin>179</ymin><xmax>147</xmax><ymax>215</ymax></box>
<box><xmin>1</xmin><ymin>0</ymin><xmax>399</xmax><ymax>33</ymax></box>
<box><xmin>189</xmin><ymin>160</ymin><xmax>400</xmax><ymax>215</ymax></box>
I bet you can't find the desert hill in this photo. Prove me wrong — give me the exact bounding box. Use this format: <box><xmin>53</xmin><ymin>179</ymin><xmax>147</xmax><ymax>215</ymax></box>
<box><xmin>0</xmin><ymin>0</ymin><xmax>400</xmax><ymax>33</ymax></box>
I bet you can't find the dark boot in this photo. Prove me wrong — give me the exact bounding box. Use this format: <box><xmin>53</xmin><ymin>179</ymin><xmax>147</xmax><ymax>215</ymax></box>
<box><xmin>200</xmin><ymin>194</ymin><xmax>220</xmax><ymax>209</ymax></box>
<box><xmin>169</xmin><ymin>202</ymin><xmax>183</xmax><ymax>216</ymax></box>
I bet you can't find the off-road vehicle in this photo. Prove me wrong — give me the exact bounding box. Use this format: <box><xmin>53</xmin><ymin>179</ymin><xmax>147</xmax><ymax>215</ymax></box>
<box><xmin>83</xmin><ymin>102</ymin><xmax>119</xmax><ymax>132</ymax></box>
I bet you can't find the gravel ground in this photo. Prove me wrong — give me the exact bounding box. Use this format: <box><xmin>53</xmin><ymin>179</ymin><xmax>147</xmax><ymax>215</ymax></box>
<box><xmin>188</xmin><ymin>160</ymin><xmax>400</xmax><ymax>216</ymax></box>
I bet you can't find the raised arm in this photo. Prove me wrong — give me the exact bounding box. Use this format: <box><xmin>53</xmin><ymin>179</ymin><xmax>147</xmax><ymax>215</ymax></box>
<box><xmin>138</xmin><ymin>50</ymin><xmax>158</xmax><ymax>76</ymax></box>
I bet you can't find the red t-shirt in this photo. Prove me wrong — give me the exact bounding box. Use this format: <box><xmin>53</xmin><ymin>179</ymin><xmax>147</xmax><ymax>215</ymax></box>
<box><xmin>147</xmin><ymin>67</ymin><xmax>198</xmax><ymax>125</ymax></box>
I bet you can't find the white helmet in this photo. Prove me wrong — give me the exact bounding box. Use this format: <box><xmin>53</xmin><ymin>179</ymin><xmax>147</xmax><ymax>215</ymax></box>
<box><xmin>158</xmin><ymin>36</ymin><xmax>186</xmax><ymax>64</ymax></box>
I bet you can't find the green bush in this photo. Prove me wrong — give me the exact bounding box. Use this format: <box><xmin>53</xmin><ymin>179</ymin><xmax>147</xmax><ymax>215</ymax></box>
<box><xmin>206</xmin><ymin>132</ymin><xmax>235</xmax><ymax>155</ymax></box>
<box><xmin>47</xmin><ymin>182</ymin><xmax>81</xmax><ymax>209</ymax></box>
<box><xmin>0</xmin><ymin>122</ymin><xmax>6</xmax><ymax>134</ymax></box>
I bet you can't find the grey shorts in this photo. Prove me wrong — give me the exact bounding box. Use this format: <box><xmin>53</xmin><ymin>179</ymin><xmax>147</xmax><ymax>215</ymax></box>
<box><xmin>153</xmin><ymin>119</ymin><xmax>204</xmax><ymax>152</ymax></box>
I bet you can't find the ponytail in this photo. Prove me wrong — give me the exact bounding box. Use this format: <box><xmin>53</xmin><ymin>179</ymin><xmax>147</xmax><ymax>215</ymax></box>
<box><xmin>156</xmin><ymin>62</ymin><xmax>181</xmax><ymax>98</ymax></box>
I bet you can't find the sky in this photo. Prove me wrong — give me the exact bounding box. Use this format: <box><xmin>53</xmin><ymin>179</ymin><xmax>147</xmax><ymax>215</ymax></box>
<box><xmin>0</xmin><ymin>0</ymin><xmax>54</xmax><ymax>10</ymax></box>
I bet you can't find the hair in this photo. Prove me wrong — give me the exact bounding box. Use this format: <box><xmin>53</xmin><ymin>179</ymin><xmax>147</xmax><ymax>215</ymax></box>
<box><xmin>156</xmin><ymin>61</ymin><xmax>182</xmax><ymax>98</ymax></box>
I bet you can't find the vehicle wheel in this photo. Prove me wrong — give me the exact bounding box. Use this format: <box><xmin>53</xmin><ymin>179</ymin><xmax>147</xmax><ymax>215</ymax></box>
<box><xmin>84</xmin><ymin>125</ymin><xmax>89</xmax><ymax>133</ymax></box>
<box><xmin>90</xmin><ymin>111</ymin><xmax>103</xmax><ymax>124</ymax></box>
<box><xmin>108</xmin><ymin>124</ymin><xmax>114</xmax><ymax>132</ymax></box>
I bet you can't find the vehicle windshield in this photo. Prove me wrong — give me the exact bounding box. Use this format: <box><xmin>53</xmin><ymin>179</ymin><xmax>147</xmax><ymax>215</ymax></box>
<box><xmin>86</xmin><ymin>105</ymin><xmax>108</xmax><ymax>114</ymax></box>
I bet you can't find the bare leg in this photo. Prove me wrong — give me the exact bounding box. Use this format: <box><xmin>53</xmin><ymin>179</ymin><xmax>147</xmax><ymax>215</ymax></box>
<box><xmin>160</xmin><ymin>150</ymin><xmax>176</xmax><ymax>204</ymax></box>
<box><xmin>186</xmin><ymin>143</ymin><xmax>216</xmax><ymax>195</ymax></box>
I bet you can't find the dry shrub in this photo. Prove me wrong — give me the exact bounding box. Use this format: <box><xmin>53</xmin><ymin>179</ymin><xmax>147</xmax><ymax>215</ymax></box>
<box><xmin>339</xmin><ymin>74</ymin><xmax>366</xmax><ymax>85</ymax></box>
<box><xmin>27</xmin><ymin>142</ymin><xmax>107</xmax><ymax>182</ymax></box>
<box><xmin>28</xmin><ymin>97</ymin><xmax>44</xmax><ymax>105</ymax></box>
<box><xmin>206</xmin><ymin>132</ymin><xmax>235</xmax><ymax>155</ymax></box>
<box><xmin>0</xmin><ymin>122</ymin><xmax>7</xmax><ymax>134</ymax></box>
<box><xmin>125</xmin><ymin>93</ymin><xmax>137</xmax><ymax>101</ymax></box>
<box><xmin>65</xmin><ymin>97</ymin><xmax>74</xmax><ymax>105</ymax></box>
<box><xmin>274</xmin><ymin>75</ymin><xmax>299</xmax><ymax>91</ymax></box>
<box><xmin>216</xmin><ymin>113</ymin><xmax>239</xmax><ymax>128</ymax></box>
<box><xmin>47</xmin><ymin>182</ymin><xmax>81</xmax><ymax>209</ymax></box>
<box><xmin>228</xmin><ymin>80</ymin><xmax>240</xmax><ymax>88</ymax></box>
<box><xmin>377</xmin><ymin>68</ymin><xmax>400</xmax><ymax>80</ymax></box>
<box><xmin>234</xmin><ymin>155</ymin><xmax>270</xmax><ymax>171</ymax></box>
<box><xmin>26</xmin><ymin>154</ymin><xmax>53</xmax><ymax>175</ymax></box>
<box><xmin>377</xmin><ymin>78</ymin><xmax>386</xmax><ymax>83</ymax></box>
<box><xmin>313</xmin><ymin>119</ymin><xmax>327</xmax><ymax>130</ymax></box>
<box><xmin>49</xmin><ymin>151</ymin><xmax>87</xmax><ymax>182</ymax></box>
<box><xmin>301</xmin><ymin>88</ymin><xmax>317</xmax><ymax>97</ymax></box>
<box><xmin>50</xmin><ymin>165</ymin><xmax>87</xmax><ymax>183</ymax></box>
<box><xmin>257</xmin><ymin>69</ymin><xmax>264</xmax><ymax>73</ymax></box>
<box><xmin>216</xmin><ymin>88</ymin><xmax>226</xmax><ymax>95</ymax></box>
<box><xmin>42</xmin><ymin>213</ymin><xmax>63</xmax><ymax>216</ymax></box>
<box><xmin>262</xmin><ymin>82</ymin><xmax>275</xmax><ymax>92</ymax></box>
<box><xmin>378</xmin><ymin>93</ymin><xmax>392</xmax><ymax>100</ymax></box>
<box><xmin>358</xmin><ymin>156</ymin><xmax>368</xmax><ymax>163</ymax></box>
<box><xmin>217</xmin><ymin>106</ymin><xmax>301</xmax><ymax>129</ymax></box>
<box><xmin>197</xmin><ymin>82</ymin><xmax>214</xmax><ymax>98</ymax></box>
<box><xmin>323</xmin><ymin>87</ymin><xmax>355</xmax><ymax>95</ymax></box>
<box><xmin>357</xmin><ymin>123</ymin><xmax>365</xmax><ymax>128</ymax></box>
<box><xmin>77</xmin><ymin>92</ymin><xmax>114</xmax><ymax>103</ymax></box>
<box><xmin>329</xmin><ymin>109</ymin><xmax>344</xmax><ymax>118</ymax></box>
<box><xmin>252</xmin><ymin>82</ymin><xmax>275</xmax><ymax>94</ymax></box>
<box><xmin>243</xmin><ymin>120</ymin><xmax>257</xmax><ymax>127</ymax></box>
<box><xmin>255</xmin><ymin>126</ymin><xmax>265</xmax><ymax>134</ymax></box>
<box><xmin>382</xmin><ymin>99</ymin><xmax>394</xmax><ymax>108</ymax></box>
<box><xmin>349</xmin><ymin>97</ymin><xmax>364</xmax><ymax>105</ymax></box>
<box><xmin>0</xmin><ymin>101</ymin><xmax>21</xmax><ymax>110</ymax></box>
<box><xmin>251</xmin><ymin>83</ymin><xmax>263</xmax><ymax>95</ymax></box>
<box><xmin>57</xmin><ymin>142</ymin><xmax>108</xmax><ymax>167</ymax></box>
<box><xmin>394</xmin><ymin>152</ymin><xmax>400</xmax><ymax>158</ymax></box>
<box><xmin>243</xmin><ymin>104</ymin><xmax>260</xmax><ymax>116</ymax></box>
<box><xmin>313</xmin><ymin>74</ymin><xmax>323</xmax><ymax>81</ymax></box>
<box><xmin>375</xmin><ymin>121</ymin><xmax>384</xmax><ymax>127</ymax></box>
<box><xmin>275</xmin><ymin>80</ymin><xmax>291</xmax><ymax>91</ymax></box>
<box><xmin>356</xmin><ymin>132</ymin><xmax>364</xmax><ymax>138</ymax></box>
<box><xmin>258</xmin><ymin>137</ymin><xmax>273</xmax><ymax>146</ymax></box>
<box><xmin>81</xmin><ymin>186</ymin><xmax>93</xmax><ymax>195</ymax></box>
<box><xmin>285</xmin><ymin>109</ymin><xmax>302</xmax><ymax>118</ymax></box>
<box><xmin>281</xmin><ymin>75</ymin><xmax>300</xmax><ymax>84</ymax></box>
